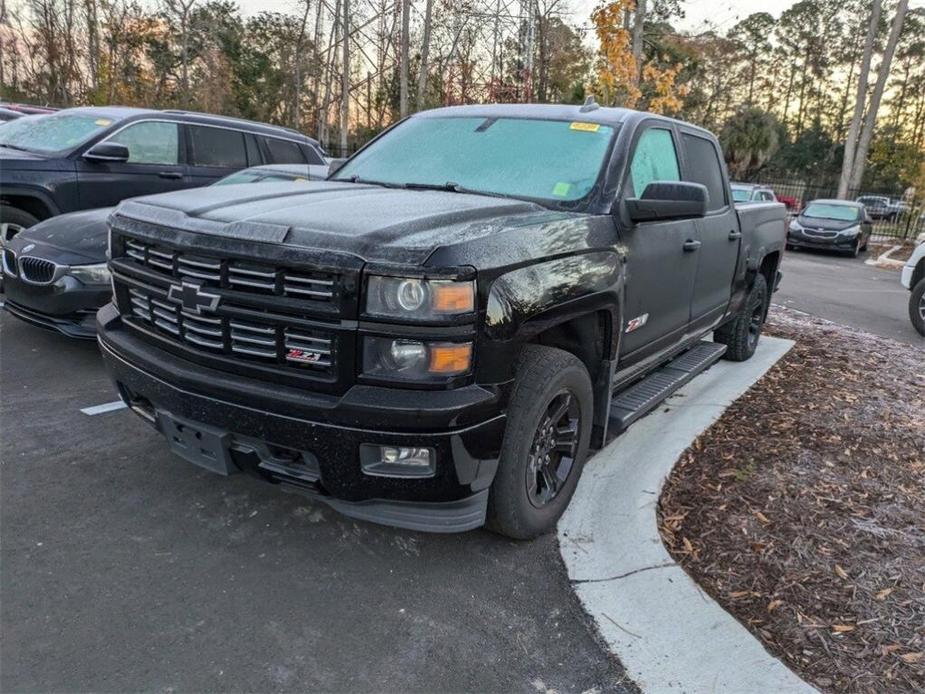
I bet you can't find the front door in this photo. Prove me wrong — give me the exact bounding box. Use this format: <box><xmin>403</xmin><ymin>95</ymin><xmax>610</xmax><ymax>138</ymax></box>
<box><xmin>75</xmin><ymin>120</ymin><xmax>189</xmax><ymax>209</ymax></box>
<box><xmin>618</xmin><ymin>125</ymin><xmax>701</xmax><ymax>364</ymax></box>
<box><xmin>679</xmin><ymin>131</ymin><xmax>740</xmax><ymax>327</ymax></box>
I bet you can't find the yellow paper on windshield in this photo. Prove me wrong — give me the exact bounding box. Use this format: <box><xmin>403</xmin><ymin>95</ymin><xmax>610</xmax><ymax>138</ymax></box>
<box><xmin>552</xmin><ymin>182</ymin><xmax>572</xmax><ymax>197</ymax></box>
<box><xmin>95</xmin><ymin>119</ymin><xmax>113</xmax><ymax>126</ymax></box>
<box><xmin>570</xmin><ymin>122</ymin><xmax>600</xmax><ymax>133</ymax></box>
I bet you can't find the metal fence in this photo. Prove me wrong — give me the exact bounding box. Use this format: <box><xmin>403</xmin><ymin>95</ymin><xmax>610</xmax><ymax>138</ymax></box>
<box><xmin>747</xmin><ymin>178</ymin><xmax>925</xmax><ymax>241</ymax></box>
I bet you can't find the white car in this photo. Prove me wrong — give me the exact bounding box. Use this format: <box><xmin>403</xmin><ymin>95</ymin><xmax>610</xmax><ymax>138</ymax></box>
<box><xmin>902</xmin><ymin>235</ymin><xmax>925</xmax><ymax>336</ymax></box>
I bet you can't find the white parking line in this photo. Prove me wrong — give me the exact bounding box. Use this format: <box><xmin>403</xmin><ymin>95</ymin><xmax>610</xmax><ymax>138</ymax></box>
<box><xmin>80</xmin><ymin>400</ymin><xmax>128</xmax><ymax>416</ymax></box>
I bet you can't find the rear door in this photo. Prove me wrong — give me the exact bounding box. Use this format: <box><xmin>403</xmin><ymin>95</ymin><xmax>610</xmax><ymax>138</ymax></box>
<box><xmin>75</xmin><ymin>120</ymin><xmax>189</xmax><ymax>209</ymax></box>
<box><xmin>618</xmin><ymin>124</ymin><xmax>701</xmax><ymax>363</ymax></box>
<box><xmin>186</xmin><ymin>124</ymin><xmax>251</xmax><ymax>188</ymax></box>
<box><xmin>680</xmin><ymin>130</ymin><xmax>740</xmax><ymax>328</ymax></box>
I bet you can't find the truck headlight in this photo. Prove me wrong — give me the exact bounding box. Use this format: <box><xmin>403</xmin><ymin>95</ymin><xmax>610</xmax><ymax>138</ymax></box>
<box><xmin>69</xmin><ymin>262</ymin><xmax>111</xmax><ymax>285</ymax></box>
<box><xmin>363</xmin><ymin>337</ymin><xmax>472</xmax><ymax>381</ymax></box>
<box><xmin>365</xmin><ymin>275</ymin><xmax>475</xmax><ymax>320</ymax></box>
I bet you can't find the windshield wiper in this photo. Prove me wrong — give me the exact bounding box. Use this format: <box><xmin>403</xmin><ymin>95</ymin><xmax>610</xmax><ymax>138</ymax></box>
<box><xmin>402</xmin><ymin>181</ymin><xmax>509</xmax><ymax>200</ymax></box>
<box><xmin>0</xmin><ymin>143</ymin><xmax>33</xmax><ymax>153</ymax></box>
<box><xmin>338</xmin><ymin>174</ymin><xmax>402</xmax><ymax>188</ymax></box>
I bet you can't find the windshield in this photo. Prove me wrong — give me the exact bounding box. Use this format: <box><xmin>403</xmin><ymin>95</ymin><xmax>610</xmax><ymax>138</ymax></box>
<box><xmin>731</xmin><ymin>187</ymin><xmax>751</xmax><ymax>202</ymax></box>
<box><xmin>334</xmin><ymin>116</ymin><xmax>616</xmax><ymax>204</ymax></box>
<box><xmin>802</xmin><ymin>203</ymin><xmax>860</xmax><ymax>222</ymax></box>
<box><xmin>0</xmin><ymin>112</ymin><xmax>119</xmax><ymax>154</ymax></box>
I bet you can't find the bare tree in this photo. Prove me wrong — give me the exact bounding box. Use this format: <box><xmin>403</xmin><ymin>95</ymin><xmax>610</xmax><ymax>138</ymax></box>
<box><xmin>848</xmin><ymin>0</ymin><xmax>909</xmax><ymax>192</ymax></box>
<box><xmin>162</xmin><ymin>0</ymin><xmax>199</xmax><ymax>107</ymax></box>
<box><xmin>631</xmin><ymin>0</ymin><xmax>646</xmax><ymax>82</ymax></box>
<box><xmin>340</xmin><ymin>0</ymin><xmax>349</xmax><ymax>152</ymax></box>
<box><xmin>415</xmin><ymin>0</ymin><xmax>434</xmax><ymax>111</ymax></box>
<box><xmin>838</xmin><ymin>0</ymin><xmax>881</xmax><ymax>198</ymax></box>
<box><xmin>399</xmin><ymin>0</ymin><xmax>409</xmax><ymax>116</ymax></box>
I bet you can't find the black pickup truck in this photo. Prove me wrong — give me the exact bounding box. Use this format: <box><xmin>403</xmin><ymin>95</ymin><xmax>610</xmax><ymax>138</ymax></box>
<box><xmin>97</xmin><ymin>103</ymin><xmax>786</xmax><ymax>539</ymax></box>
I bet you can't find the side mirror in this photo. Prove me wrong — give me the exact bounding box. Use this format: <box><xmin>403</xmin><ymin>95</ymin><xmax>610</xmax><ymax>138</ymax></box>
<box><xmin>327</xmin><ymin>158</ymin><xmax>347</xmax><ymax>177</ymax></box>
<box><xmin>83</xmin><ymin>142</ymin><xmax>130</xmax><ymax>163</ymax></box>
<box><xmin>625</xmin><ymin>181</ymin><xmax>708</xmax><ymax>223</ymax></box>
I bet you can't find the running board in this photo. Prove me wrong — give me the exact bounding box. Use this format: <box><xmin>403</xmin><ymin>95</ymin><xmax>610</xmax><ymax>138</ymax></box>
<box><xmin>608</xmin><ymin>342</ymin><xmax>727</xmax><ymax>434</ymax></box>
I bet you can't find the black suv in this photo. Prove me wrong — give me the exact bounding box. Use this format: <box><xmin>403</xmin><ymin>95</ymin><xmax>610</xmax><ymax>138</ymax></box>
<box><xmin>0</xmin><ymin>107</ymin><xmax>326</xmax><ymax>241</ymax></box>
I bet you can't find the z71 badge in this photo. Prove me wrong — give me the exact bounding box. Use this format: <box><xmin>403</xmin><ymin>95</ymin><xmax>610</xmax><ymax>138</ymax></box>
<box><xmin>286</xmin><ymin>348</ymin><xmax>322</xmax><ymax>364</ymax></box>
<box><xmin>625</xmin><ymin>314</ymin><xmax>649</xmax><ymax>333</ymax></box>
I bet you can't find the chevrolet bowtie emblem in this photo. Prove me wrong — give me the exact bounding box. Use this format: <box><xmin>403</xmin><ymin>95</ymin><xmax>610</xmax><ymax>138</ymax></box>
<box><xmin>167</xmin><ymin>280</ymin><xmax>221</xmax><ymax>314</ymax></box>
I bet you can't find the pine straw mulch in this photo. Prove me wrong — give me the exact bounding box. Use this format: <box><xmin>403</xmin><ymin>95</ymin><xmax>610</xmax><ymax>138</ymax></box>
<box><xmin>658</xmin><ymin>306</ymin><xmax>925</xmax><ymax>693</ymax></box>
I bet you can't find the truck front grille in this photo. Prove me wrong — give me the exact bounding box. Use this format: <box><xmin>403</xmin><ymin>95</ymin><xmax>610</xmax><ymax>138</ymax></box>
<box><xmin>123</xmin><ymin>238</ymin><xmax>337</xmax><ymax>302</ymax></box>
<box><xmin>126</xmin><ymin>286</ymin><xmax>334</xmax><ymax>373</ymax></box>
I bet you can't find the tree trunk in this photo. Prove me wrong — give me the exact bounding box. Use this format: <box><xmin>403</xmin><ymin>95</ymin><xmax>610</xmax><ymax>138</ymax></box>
<box><xmin>415</xmin><ymin>0</ymin><xmax>434</xmax><ymax>111</ymax></box>
<box><xmin>848</xmin><ymin>0</ymin><xmax>909</xmax><ymax>193</ymax></box>
<box><xmin>837</xmin><ymin>0</ymin><xmax>881</xmax><ymax>199</ymax></box>
<box><xmin>632</xmin><ymin>0</ymin><xmax>646</xmax><ymax>82</ymax></box>
<box><xmin>340</xmin><ymin>0</ymin><xmax>350</xmax><ymax>153</ymax></box>
<box><xmin>399</xmin><ymin>0</ymin><xmax>409</xmax><ymax>117</ymax></box>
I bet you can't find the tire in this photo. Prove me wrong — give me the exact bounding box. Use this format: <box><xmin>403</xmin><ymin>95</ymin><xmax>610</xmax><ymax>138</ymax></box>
<box><xmin>0</xmin><ymin>206</ymin><xmax>39</xmax><ymax>244</ymax></box>
<box><xmin>486</xmin><ymin>345</ymin><xmax>593</xmax><ymax>540</ymax></box>
<box><xmin>910</xmin><ymin>278</ymin><xmax>925</xmax><ymax>338</ymax></box>
<box><xmin>786</xmin><ymin>243</ymin><xmax>795</xmax><ymax>251</ymax></box>
<box><xmin>714</xmin><ymin>273</ymin><xmax>769</xmax><ymax>362</ymax></box>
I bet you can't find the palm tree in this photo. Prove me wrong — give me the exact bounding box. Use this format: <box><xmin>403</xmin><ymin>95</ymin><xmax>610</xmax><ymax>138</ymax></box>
<box><xmin>719</xmin><ymin>106</ymin><xmax>782</xmax><ymax>179</ymax></box>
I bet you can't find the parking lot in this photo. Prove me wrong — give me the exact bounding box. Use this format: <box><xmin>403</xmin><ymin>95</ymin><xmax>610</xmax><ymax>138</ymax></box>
<box><xmin>0</xmin><ymin>313</ymin><xmax>631</xmax><ymax>693</ymax></box>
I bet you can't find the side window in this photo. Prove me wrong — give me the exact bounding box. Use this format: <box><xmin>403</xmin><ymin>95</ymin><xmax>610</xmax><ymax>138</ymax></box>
<box><xmin>681</xmin><ymin>133</ymin><xmax>726</xmax><ymax>211</ymax></box>
<box><xmin>302</xmin><ymin>145</ymin><xmax>325</xmax><ymax>165</ymax></box>
<box><xmin>265</xmin><ymin>137</ymin><xmax>307</xmax><ymax>165</ymax></box>
<box><xmin>630</xmin><ymin>128</ymin><xmax>680</xmax><ymax>196</ymax></box>
<box><xmin>189</xmin><ymin>125</ymin><xmax>247</xmax><ymax>168</ymax></box>
<box><xmin>109</xmin><ymin>121</ymin><xmax>179</xmax><ymax>165</ymax></box>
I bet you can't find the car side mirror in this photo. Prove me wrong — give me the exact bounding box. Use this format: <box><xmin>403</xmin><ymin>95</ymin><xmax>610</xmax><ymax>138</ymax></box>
<box><xmin>83</xmin><ymin>142</ymin><xmax>130</xmax><ymax>163</ymax></box>
<box><xmin>625</xmin><ymin>181</ymin><xmax>708</xmax><ymax>223</ymax></box>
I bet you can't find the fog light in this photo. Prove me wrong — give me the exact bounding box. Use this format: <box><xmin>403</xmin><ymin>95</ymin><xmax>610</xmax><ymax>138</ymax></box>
<box><xmin>360</xmin><ymin>444</ymin><xmax>436</xmax><ymax>478</ymax></box>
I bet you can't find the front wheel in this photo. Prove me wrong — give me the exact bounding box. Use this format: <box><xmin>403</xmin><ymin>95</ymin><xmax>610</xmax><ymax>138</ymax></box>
<box><xmin>0</xmin><ymin>206</ymin><xmax>39</xmax><ymax>244</ymax></box>
<box><xmin>910</xmin><ymin>278</ymin><xmax>925</xmax><ymax>337</ymax></box>
<box><xmin>486</xmin><ymin>345</ymin><xmax>593</xmax><ymax>540</ymax></box>
<box><xmin>714</xmin><ymin>273</ymin><xmax>769</xmax><ymax>362</ymax></box>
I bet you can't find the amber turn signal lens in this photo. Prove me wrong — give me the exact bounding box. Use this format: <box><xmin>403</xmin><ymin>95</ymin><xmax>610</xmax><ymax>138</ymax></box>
<box><xmin>428</xmin><ymin>343</ymin><xmax>472</xmax><ymax>375</ymax></box>
<box><xmin>432</xmin><ymin>282</ymin><xmax>475</xmax><ymax>313</ymax></box>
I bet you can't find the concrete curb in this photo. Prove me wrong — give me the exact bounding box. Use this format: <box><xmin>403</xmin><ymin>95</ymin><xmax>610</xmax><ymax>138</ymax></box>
<box><xmin>558</xmin><ymin>336</ymin><xmax>818</xmax><ymax>693</ymax></box>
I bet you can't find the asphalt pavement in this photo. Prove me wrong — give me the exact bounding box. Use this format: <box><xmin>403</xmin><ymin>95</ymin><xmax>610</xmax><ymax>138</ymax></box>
<box><xmin>775</xmin><ymin>248</ymin><xmax>921</xmax><ymax>345</ymax></box>
<box><xmin>0</xmin><ymin>313</ymin><xmax>632</xmax><ymax>693</ymax></box>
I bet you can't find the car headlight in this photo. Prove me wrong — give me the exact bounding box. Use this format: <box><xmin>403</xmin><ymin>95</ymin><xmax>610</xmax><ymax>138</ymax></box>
<box><xmin>839</xmin><ymin>225</ymin><xmax>861</xmax><ymax>237</ymax></box>
<box><xmin>69</xmin><ymin>262</ymin><xmax>111</xmax><ymax>284</ymax></box>
<box><xmin>789</xmin><ymin>220</ymin><xmax>802</xmax><ymax>232</ymax></box>
<box><xmin>364</xmin><ymin>275</ymin><xmax>475</xmax><ymax>320</ymax></box>
<box><xmin>363</xmin><ymin>337</ymin><xmax>472</xmax><ymax>382</ymax></box>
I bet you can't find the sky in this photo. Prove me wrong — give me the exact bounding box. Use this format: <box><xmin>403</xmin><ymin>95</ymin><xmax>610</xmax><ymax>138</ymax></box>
<box><xmin>237</xmin><ymin>0</ymin><xmax>800</xmax><ymax>35</ymax></box>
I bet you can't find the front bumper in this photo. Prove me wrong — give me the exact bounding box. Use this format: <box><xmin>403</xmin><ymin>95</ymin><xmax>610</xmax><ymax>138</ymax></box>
<box><xmin>787</xmin><ymin>231</ymin><xmax>859</xmax><ymax>252</ymax></box>
<box><xmin>901</xmin><ymin>264</ymin><xmax>914</xmax><ymax>290</ymax></box>
<box><xmin>97</xmin><ymin>304</ymin><xmax>508</xmax><ymax>533</ymax></box>
<box><xmin>2</xmin><ymin>273</ymin><xmax>109</xmax><ymax>338</ymax></box>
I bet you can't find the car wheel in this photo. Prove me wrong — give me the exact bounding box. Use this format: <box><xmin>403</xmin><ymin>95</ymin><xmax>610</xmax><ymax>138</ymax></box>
<box><xmin>910</xmin><ymin>278</ymin><xmax>925</xmax><ymax>338</ymax></box>
<box><xmin>786</xmin><ymin>243</ymin><xmax>795</xmax><ymax>251</ymax></box>
<box><xmin>714</xmin><ymin>273</ymin><xmax>769</xmax><ymax>362</ymax></box>
<box><xmin>0</xmin><ymin>207</ymin><xmax>39</xmax><ymax>244</ymax></box>
<box><xmin>486</xmin><ymin>345</ymin><xmax>593</xmax><ymax>540</ymax></box>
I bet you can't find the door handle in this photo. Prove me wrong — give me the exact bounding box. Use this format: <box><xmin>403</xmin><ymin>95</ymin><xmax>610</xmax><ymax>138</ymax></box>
<box><xmin>158</xmin><ymin>171</ymin><xmax>183</xmax><ymax>180</ymax></box>
<box><xmin>728</xmin><ymin>230</ymin><xmax>742</xmax><ymax>240</ymax></box>
<box><xmin>683</xmin><ymin>239</ymin><xmax>702</xmax><ymax>252</ymax></box>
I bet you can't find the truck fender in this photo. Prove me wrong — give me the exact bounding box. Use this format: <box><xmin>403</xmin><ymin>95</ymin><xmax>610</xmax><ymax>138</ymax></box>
<box><xmin>0</xmin><ymin>185</ymin><xmax>60</xmax><ymax>219</ymax></box>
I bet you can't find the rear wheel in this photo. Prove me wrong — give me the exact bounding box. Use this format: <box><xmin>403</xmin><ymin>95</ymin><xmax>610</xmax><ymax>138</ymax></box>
<box><xmin>0</xmin><ymin>206</ymin><xmax>39</xmax><ymax>244</ymax></box>
<box><xmin>486</xmin><ymin>345</ymin><xmax>593</xmax><ymax>540</ymax></box>
<box><xmin>910</xmin><ymin>278</ymin><xmax>925</xmax><ymax>337</ymax></box>
<box><xmin>714</xmin><ymin>273</ymin><xmax>769</xmax><ymax>362</ymax></box>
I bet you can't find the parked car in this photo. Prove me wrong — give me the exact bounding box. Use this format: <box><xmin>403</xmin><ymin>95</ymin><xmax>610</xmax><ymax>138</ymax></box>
<box><xmin>730</xmin><ymin>182</ymin><xmax>778</xmax><ymax>203</ymax></box>
<box><xmin>787</xmin><ymin>199</ymin><xmax>872</xmax><ymax>256</ymax></box>
<box><xmin>855</xmin><ymin>194</ymin><xmax>904</xmax><ymax>221</ymax></box>
<box><xmin>901</xmin><ymin>239</ymin><xmax>925</xmax><ymax>337</ymax></box>
<box><xmin>96</xmin><ymin>103</ymin><xmax>786</xmax><ymax>539</ymax></box>
<box><xmin>0</xmin><ymin>106</ymin><xmax>327</xmax><ymax>243</ymax></box>
<box><xmin>1</xmin><ymin>164</ymin><xmax>327</xmax><ymax>337</ymax></box>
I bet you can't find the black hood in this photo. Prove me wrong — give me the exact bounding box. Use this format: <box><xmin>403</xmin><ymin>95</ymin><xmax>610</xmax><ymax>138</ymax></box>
<box><xmin>796</xmin><ymin>214</ymin><xmax>860</xmax><ymax>232</ymax></box>
<box><xmin>113</xmin><ymin>181</ymin><xmax>547</xmax><ymax>265</ymax></box>
<box><xmin>0</xmin><ymin>146</ymin><xmax>71</xmax><ymax>171</ymax></box>
<box><xmin>9</xmin><ymin>207</ymin><xmax>112</xmax><ymax>265</ymax></box>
